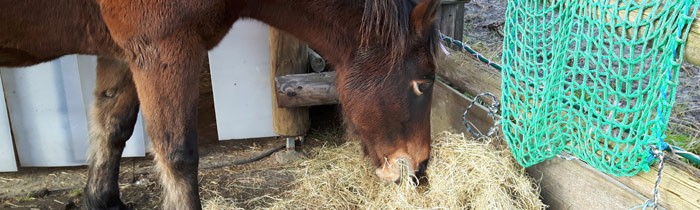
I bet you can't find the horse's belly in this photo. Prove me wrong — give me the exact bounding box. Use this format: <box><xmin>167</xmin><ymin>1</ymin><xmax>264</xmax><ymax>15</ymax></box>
<box><xmin>0</xmin><ymin>0</ymin><xmax>120</xmax><ymax>67</ymax></box>
<box><xmin>0</xmin><ymin>47</ymin><xmax>61</xmax><ymax>67</ymax></box>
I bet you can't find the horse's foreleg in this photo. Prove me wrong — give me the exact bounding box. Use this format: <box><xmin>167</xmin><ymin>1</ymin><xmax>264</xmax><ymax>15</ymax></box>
<box><xmin>127</xmin><ymin>33</ymin><xmax>204</xmax><ymax>210</ymax></box>
<box><xmin>85</xmin><ymin>57</ymin><xmax>140</xmax><ymax>210</ymax></box>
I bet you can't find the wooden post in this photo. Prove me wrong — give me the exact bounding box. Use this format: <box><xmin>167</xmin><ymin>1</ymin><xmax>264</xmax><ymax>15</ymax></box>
<box><xmin>438</xmin><ymin>0</ymin><xmax>469</xmax><ymax>43</ymax></box>
<box><xmin>268</xmin><ymin>27</ymin><xmax>310</xmax><ymax>137</ymax></box>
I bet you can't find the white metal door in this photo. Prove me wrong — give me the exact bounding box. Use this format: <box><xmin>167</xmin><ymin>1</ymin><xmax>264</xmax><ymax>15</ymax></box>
<box><xmin>0</xmin><ymin>75</ymin><xmax>17</xmax><ymax>172</ymax></box>
<box><xmin>208</xmin><ymin>20</ymin><xmax>278</xmax><ymax>140</ymax></box>
<box><xmin>0</xmin><ymin>55</ymin><xmax>148</xmax><ymax>169</ymax></box>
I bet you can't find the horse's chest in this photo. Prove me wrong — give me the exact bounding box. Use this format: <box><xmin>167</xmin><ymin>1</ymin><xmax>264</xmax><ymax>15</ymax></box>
<box><xmin>99</xmin><ymin>1</ymin><xmax>235</xmax><ymax>42</ymax></box>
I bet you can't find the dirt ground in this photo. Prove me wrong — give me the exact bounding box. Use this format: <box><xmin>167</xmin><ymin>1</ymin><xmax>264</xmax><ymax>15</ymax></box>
<box><xmin>0</xmin><ymin>61</ymin><xmax>347</xmax><ymax>210</ymax></box>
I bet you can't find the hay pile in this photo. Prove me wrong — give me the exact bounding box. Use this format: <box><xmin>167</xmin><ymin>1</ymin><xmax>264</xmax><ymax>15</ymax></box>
<box><xmin>267</xmin><ymin>132</ymin><xmax>545</xmax><ymax>209</ymax></box>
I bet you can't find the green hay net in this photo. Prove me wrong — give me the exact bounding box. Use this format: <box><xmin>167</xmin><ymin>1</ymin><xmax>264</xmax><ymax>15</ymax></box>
<box><xmin>501</xmin><ymin>0</ymin><xmax>699</xmax><ymax>176</ymax></box>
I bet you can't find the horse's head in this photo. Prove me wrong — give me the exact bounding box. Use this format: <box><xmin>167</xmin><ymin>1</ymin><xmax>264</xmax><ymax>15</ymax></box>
<box><xmin>336</xmin><ymin>0</ymin><xmax>441</xmax><ymax>183</ymax></box>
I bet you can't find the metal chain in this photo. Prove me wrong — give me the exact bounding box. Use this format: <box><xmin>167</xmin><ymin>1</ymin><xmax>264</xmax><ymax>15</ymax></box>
<box><xmin>651</xmin><ymin>145</ymin><xmax>666</xmax><ymax>210</ymax></box>
<box><xmin>462</xmin><ymin>92</ymin><xmax>501</xmax><ymax>137</ymax></box>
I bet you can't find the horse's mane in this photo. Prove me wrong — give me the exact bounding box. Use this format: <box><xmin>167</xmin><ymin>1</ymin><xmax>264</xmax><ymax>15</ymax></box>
<box><xmin>358</xmin><ymin>0</ymin><xmax>440</xmax><ymax>72</ymax></box>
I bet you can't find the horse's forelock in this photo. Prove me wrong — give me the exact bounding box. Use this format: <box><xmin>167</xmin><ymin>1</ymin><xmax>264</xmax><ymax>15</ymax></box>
<box><xmin>359</xmin><ymin>0</ymin><xmax>413</xmax><ymax>67</ymax></box>
<box><xmin>358</xmin><ymin>0</ymin><xmax>440</xmax><ymax>73</ymax></box>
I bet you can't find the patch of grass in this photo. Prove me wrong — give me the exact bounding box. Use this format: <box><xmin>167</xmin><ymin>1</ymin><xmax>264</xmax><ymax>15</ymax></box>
<box><xmin>16</xmin><ymin>195</ymin><xmax>35</xmax><ymax>202</ymax></box>
<box><xmin>666</xmin><ymin>132</ymin><xmax>700</xmax><ymax>168</ymax></box>
<box><xmin>674</xmin><ymin>103</ymin><xmax>689</xmax><ymax>112</ymax></box>
<box><xmin>71</xmin><ymin>188</ymin><xmax>82</xmax><ymax>197</ymax></box>
<box><xmin>463</xmin><ymin>91</ymin><xmax>475</xmax><ymax>99</ymax></box>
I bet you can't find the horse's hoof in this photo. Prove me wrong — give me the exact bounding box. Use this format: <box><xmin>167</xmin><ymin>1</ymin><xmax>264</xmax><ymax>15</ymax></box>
<box><xmin>84</xmin><ymin>197</ymin><xmax>131</xmax><ymax>210</ymax></box>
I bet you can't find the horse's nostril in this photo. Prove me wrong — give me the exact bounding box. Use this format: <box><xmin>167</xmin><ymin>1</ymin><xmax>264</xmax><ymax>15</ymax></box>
<box><xmin>416</xmin><ymin>158</ymin><xmax>429</xmax><ymax>175</ymax></box>
<box><xmin>412</xmin><ymin>158</ymin><xmax>430</xmax><ymax>185</ymax></box>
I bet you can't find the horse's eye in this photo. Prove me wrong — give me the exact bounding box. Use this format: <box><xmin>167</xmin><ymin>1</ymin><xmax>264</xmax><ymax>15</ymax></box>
<box><xmin>412</xmin><ymin>80</ymin><xmax>433</xmax><ymax>96</ymax></box>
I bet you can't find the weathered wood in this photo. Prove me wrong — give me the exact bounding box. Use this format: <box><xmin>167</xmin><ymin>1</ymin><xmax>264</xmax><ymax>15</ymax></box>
<box><xmin>527</xmin><ymin>158</ymin><xmax>650</xmax><ymax>209</ymax></box>
<box><xmin>308</xmin><ymin>48</ymin><xmax>326</xmax><ymax>72</ymax></box>
<box><xmin>437</xmin><ymin>3</ymin><xmax>464</xmax><ymax>44</ymax></box>
<box><xmin>686</xmin><ymin>18</ymin><xmax>700</xmax><ymax>66</ymax></box>
<box><xmin>615</xmin><ymin>157</ymin><xmax>700</xmax><ymax>210</ymax></box>
<box><xmin>455</xmin><ymin>3</ymin><xmax>465</xmax><ymax>42</ymax></box>
<box><xmin>430</xmin><ymin>81</ymin><xmax>497</xmax><ymax>136</ymax></box>
<box><xmin>437</xmin><ymin>47</ymin><xmax>502</xmax><ymax>98</ymax></box>
<box><xmin>268</xmin><ymin>27</ymin><xmax>310</xmax><ymax>136</ymax></box>
<box><xmin>438</xmin><ymin>49</ymin><xmax>700</xmax><ymax>209</ymax></box>
<box><xmin>275</xmin><ymin>72</ymin><xmax>338</xmax><ymax>108</ymax></box>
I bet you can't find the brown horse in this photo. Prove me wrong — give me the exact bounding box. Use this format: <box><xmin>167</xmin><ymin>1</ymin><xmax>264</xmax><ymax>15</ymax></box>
<box><xmin>0</xmin><ymin>0</ymin><xmax>441</xmax><ymax>209</ymax></box>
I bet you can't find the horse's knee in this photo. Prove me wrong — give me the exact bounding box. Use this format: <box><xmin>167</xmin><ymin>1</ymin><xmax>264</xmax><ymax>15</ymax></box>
<box><xmin>89</xmin><ymin>57</ymin><xmax>139</xmax><ymax>142</ymax></box>
<box><xmin>157</xmin><ymin>147</ymin><xmax>199</xmax><ymax>170</ymax></box>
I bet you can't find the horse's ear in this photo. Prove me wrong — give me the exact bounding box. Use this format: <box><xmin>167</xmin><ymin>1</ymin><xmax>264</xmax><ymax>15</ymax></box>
<box><xmin>410</xmin><ymin>0</ymin><xmax>440</xmax><ymax>35</ymax></box>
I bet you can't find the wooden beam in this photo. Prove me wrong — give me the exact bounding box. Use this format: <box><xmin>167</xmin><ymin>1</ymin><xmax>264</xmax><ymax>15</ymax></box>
<box><xmin>430</xmin><ymin>81</ymin><xmax>497</xmax><ymax>136</ymax></box>
<box><xmin>437</xmin><ymin>47</ymin><xmax>502</xmax><ymax>98</ymax></box>
<box><xmin>268</xmin><ymin>27</ymin><xmax>310</xmax><ymax>136</ymax></box>
<box><xmin>274</xmin><ymin>72</ymin><xmax>338</xmax><ymax>108</ymax></box>
<box><xmin>435</xmin><ymin>50</ymin><xmax>700</xmax><ymax>209</ymax></box>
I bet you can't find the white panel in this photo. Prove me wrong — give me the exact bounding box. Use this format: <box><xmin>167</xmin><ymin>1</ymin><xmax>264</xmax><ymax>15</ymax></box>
<box><xmin>0</xmin><ymin>75</ymin><xmax>18</xmax><ymax>172</ymax></box>
<box><xmin>208</xmin><ymin>20</ymin><xmax>278</xmax><ymax>140</ymax></box>
<box><xmin>0</xmin><ymin>55</ymin><xmax>149</xmax><ymax>168</ymax></box>
<box><xmin>1</xmin><ymin>56</ymin><xmax>88</xmax><ymax>166</ymax></box>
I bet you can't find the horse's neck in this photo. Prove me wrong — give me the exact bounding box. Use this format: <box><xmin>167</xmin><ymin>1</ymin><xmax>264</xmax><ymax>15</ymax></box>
<box><xmin>241</xmin><ymin>0</ymin><xmax>363</xmax><ymax>64</ymax></box>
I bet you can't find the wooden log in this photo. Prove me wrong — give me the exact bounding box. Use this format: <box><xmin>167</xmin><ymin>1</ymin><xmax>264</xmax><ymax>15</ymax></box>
<box><xmin>308</xmin><ymin>48</ymin><xmax>326</xmax><ymax>72</ymax></box>
<box><xmin>268</xmin><ymin>27</ymin><xmax>310</xmax><ymax>136</ymax></box>
<box><xmin>436</xmin><ymin>49</ymin><xmax>700</xmax><ymax>209</ymax></box>
<box><xmin>275</xmin><ymin>72</ymin><xmax>338</xmax><ymax>108</ymax></box>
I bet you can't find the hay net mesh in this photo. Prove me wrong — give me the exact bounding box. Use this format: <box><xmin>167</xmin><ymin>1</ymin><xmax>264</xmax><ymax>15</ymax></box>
<box><xmin>501</xmin><ymin>0</ymin><xmax>699</xmax><ymax>176</ymax></box>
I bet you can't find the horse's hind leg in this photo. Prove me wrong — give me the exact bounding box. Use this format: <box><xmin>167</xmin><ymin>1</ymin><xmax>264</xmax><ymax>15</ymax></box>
<box><xmin>85</xmin><ymin>57</ymin><xmax>140</xmax><ymax>210</ymax></box>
